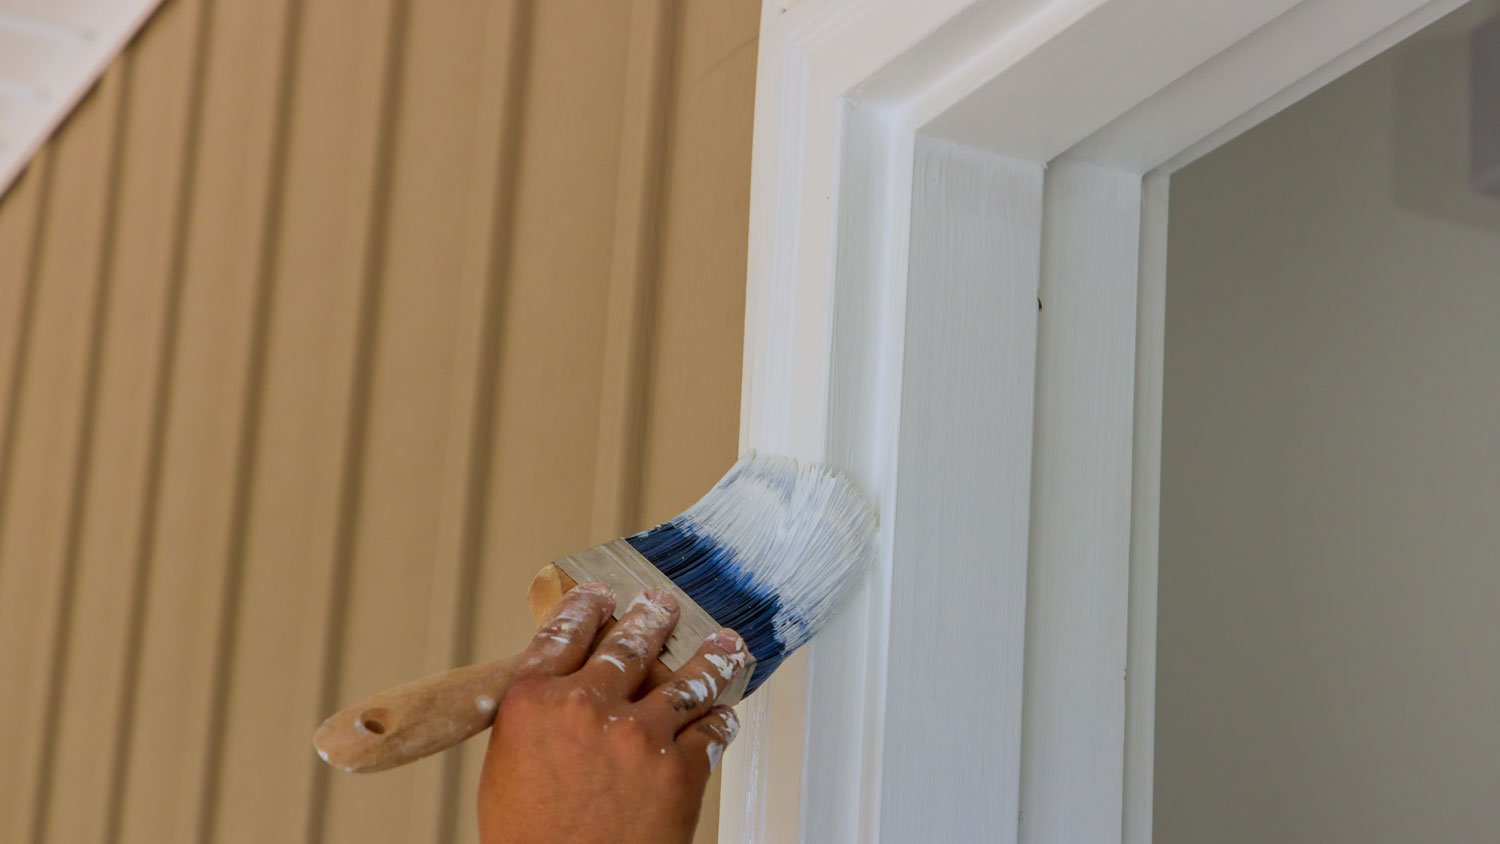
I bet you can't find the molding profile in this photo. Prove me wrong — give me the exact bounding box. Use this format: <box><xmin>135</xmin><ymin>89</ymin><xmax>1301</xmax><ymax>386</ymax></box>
<box><xmin>0</xmin><ymin>0</ymin><xmax>164</xmax><ymax>198</ymax></box>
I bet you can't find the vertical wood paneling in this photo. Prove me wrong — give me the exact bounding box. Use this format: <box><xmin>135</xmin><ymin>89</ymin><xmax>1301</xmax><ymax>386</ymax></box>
<box><xmin>590</xmin><ymin>0</ymin><xmax>677</xmax><ymax>540</ymax></box>
<box><xmin>638</xmin><ymin>0</ymin><xmax>757</xmax><ymax>522</ymax></box>
<box><xmin>412</xmin><ymin>1</ymin><xmax>530</xmax><ymax>840</ymax></box>
<box><xmin>114</xmin><ymin>0</ymin><xmax>296</xmax><ymax>839</ymax></box>
<box><xmin>209</xmin><ymin>2</ymin><xmax>401</xmax><ymax>843</ymax></box>
<box><xmin>0</xmin><ymin>1</ymin><xmax>757</xmax><ymax>841</ymax></box>
<box><xmin>0</xmin><ymin>70</ymin><xmax>121</xmax><ymax>843</ymax></box>
<box><xmin>457</xmin><ymin>1</ymin><xmax>635</xmax><ymax>838</ymax></box>
<box><xmin>31</xmin><ymin>57</ymin><xmax>132</xmax><ymax>844</ymax></box>
<box><xmin>315</xmin><ymin>3</ymin><xmax>516</xmax><ymax>841</ymax></box>
<box><xmin>37</xmin><ymin>2</ymin><xmax>201</xmax><ymax>838</ymax></box>
<box><xmin>0</xmin><ymin>149</ymin><xmax>44</xmax><ymax>492</ymax></box>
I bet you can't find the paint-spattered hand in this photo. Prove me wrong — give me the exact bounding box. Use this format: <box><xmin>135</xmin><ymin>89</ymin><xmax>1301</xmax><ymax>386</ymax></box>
<box><xmin>477</xmin><ymin>583</ymin><xmax>747</xmax><ymax>844</ymax></box>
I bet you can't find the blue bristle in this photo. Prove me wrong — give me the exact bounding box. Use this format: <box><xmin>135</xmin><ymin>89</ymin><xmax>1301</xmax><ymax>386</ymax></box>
<box><xmin>627</xmin><ymin>521</ymin><xmax>794</xmax><ymax>694</ymax></box>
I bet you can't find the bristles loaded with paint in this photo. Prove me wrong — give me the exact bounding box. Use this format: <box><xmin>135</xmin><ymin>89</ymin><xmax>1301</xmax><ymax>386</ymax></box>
<box><xmin>313</xmin><ymin>452</ymin><xmax>876</xmax><ymax>773</ymax></box>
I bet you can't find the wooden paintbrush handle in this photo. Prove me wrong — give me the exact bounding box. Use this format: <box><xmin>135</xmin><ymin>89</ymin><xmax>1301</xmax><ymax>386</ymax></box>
<box><xmin>312</xmin><ymin>565</ymin><xmax>580</xmax><ymax>773</ymax></box>
<box><xmin>312</xmin><ymin>653</ymin><xmax>522</xmax><ymax>773</ymax></box>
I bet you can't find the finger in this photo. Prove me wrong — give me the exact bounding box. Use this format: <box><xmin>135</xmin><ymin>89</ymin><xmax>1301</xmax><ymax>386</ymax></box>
<box><xmin>636</xmin><ymin>630</ymin><xmax>749</xmax><ymax>732</ymax></box>
<box><xmin>674</xmin><ymin>706</ymin><xmax>740</xmax><ymax>778</ymax></box>
<box><xmin>515</xmin><ymin>581</ymin><xmax>615</xmax><ymax>677</ymax></box>
<box><xmin>590</xmin><ymin>616</ymin><xmax>676</xmax><ymax>686</ymax></box>
<box><xmin>576</xmin><ymin>589</ymin><xmax>678</xmax><ymax>699</ymax></box>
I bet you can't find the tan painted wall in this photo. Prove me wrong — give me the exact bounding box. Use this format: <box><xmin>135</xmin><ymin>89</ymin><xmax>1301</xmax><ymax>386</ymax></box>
<box><xmin>1157</xmin><ymin>4</ymin><xmax>1500</xmax><ymax>842</ymax></box>
<box><xmin>0</xmin><ymin>1</ymin><xmax>758</xmax><ymax>842</ymax></box>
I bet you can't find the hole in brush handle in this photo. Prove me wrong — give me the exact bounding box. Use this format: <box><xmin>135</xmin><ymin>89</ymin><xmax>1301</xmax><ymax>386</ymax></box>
<box><xmin>355</xmin><ymin>707</ymin><xmax>394</xmax><ymax>736</ymax></box>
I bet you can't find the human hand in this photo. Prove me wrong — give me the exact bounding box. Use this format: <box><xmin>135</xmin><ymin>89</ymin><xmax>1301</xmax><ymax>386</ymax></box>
<box><xmin>477</xmin><ymin>582</ymin><xmax>747</xmax><ymax>844</ymax></box>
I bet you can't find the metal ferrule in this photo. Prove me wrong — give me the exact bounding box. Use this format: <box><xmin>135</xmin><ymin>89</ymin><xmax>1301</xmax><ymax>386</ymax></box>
<box><xmin>553</xmin><ymin>538</ymin><xmax>754</xmax><ymax>705</ymax></box>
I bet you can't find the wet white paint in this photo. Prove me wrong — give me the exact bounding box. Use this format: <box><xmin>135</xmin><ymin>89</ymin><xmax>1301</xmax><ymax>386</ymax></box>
<box><xmin>600</xmin><ymin>654</ymin><xmax>627</xmax><ymax>672</ymax></box>
<box><xmin>704</xmin><ymin>650</ymin><xmax>747</xmax><ymax>681</ymax></box>
<box><xmin>687</xmin><ymin>678</ymin><xmax>710</xmax><ymax>703</ymax></box>
<box><xmin>707</xmin><ymin>741</ymin><xmax>725</xmax><ymax>772</ymax></box>
<box><xmin>475</xmin><ymin>695</ymin><xmax>497</xmax><ymax>714</ymax></box>
<box><xmin>672</xmin><ymin>452</ymin><xmax>876</xmax><ymax>653</ymax></box>
<box><xmin>608</xmin><ymin>592</ymin><xmax>673</xmax><ymax>664</ymax></box>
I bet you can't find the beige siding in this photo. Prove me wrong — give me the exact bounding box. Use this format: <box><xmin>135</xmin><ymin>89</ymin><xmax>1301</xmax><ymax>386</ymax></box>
<box><xmin>0</xmin><ymin>1</ymin><xmax>758</xmax><ymax>842</ymax></box>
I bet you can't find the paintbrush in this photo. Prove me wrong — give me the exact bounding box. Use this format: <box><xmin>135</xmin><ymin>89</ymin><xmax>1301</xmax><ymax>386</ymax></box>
<box><xmin>313</xmin><ymin>451</ymin><xmax>876</xmax><ymax>773</ymax></box>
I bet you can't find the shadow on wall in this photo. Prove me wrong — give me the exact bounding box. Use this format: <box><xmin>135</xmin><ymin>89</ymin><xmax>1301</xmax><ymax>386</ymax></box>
<box><xmin>1392</xmin><ymin>1</ymin><xmax>1500</xmax><ymax>233</ymax></box>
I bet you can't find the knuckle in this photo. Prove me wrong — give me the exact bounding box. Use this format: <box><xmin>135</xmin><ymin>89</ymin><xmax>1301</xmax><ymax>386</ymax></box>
<box><xmin>666</xmin><ymin>669</ymin><xmax>720</xmax><ymax>711</ymax></box>
<box><xmin>613</xmin><ymin>640</ymin><xmax>649</xmax><ymax>662</ymax></box>
<box><xmin>662</xmin><ymin>679</ymin><xmax>708</xmax><ymax>714</ymax></box>
<box><xmin>503</xmin><ymin>675</ymin><xmax>548</xmax><ymax>705</ymax></box>
<box><xmin>536</xmin><ymin>619</ymin><xmax>580</xmax><ymax>641</ymax></box>
<box><xmin>562</xmin><ymin>684</ymin><xmax>602</xmax><ymax>709</ymax></box>
<box><xmin>620</xmin><ymin>593</ymin><xmax>676</xmax><ymax>629</ymax></box>
<box><xmin>653</xmin><ymin>755</ymin><xmax>696</xmax><ymax>790</ymax></box>
<box><xmin>557</xmin><ymin>686</ymin><xmax>605</xmax><ymax>727</ymax></box>
<box><xmin>604</xmin><ymin>715</ymin><xmax>653</xmax><ymax>752</ymax></box>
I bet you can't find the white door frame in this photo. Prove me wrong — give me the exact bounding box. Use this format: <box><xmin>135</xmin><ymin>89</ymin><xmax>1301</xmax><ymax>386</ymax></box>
<box><xmin>727</xmin><ymin>1</ymin><xmax>1467</xmax><ymax>842</ymax></box>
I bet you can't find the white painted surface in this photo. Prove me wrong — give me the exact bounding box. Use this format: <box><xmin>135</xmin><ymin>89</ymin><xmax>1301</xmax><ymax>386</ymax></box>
<box><xmin>880</xmin><ymin>137</ymin><xmax>1042</xmax><ymax>844</ymax></box>
<box><xmin>734</xmin><ymin>0</ymin><xmax>1448</xmax><ymax>841</ymax></box>
<box><xmin>0</xmin><ymin>0</ymin><xmax>163</xmax><ymax>196</ymax></box>
<box><xmin>1067</xmin><ymin>0</ymin><xmax>1469</xmax><ymax>171</ymax></box>
<box><xmin>728</xmin><ymin>2</ymin><xmax>999</xmax><ymax>839</ymax></box>
<box><xmin>797</xmin><ymin>103</ymin><xmax>907</xmax><ymax>844</ymax></box>
<box><xmin>1123</xmin><ymin>172</ymin><xmax>1169</xmax><ymax>844</ymax></box>
<box><xmin>921</xmin><ymin>0</ymin><xmax>1305</xmax><ymax>158</ymax></box>
<box><xmin>1160</xmin><ymin>0</ymin><xmax>1471</xmax><ymax>173</ymax></box>
<box><xmin>1158</xmin><ymin>17</ymin><xmax>1500</xmax><ymax>838</ymax></box>
<box><xmin>1019</xmin><ymin>161</ymin><xmax>1140</xmax><ymax>844</ymax></box>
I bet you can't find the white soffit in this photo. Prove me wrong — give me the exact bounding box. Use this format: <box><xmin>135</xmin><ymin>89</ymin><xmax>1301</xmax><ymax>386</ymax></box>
<box><xmin>0</xmin><ymin>0</ymin><xmax>164</xmax><ymax>197</ymax></box>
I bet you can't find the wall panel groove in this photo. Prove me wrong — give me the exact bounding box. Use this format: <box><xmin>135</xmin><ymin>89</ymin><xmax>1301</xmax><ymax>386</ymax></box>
<box><xmin>192</xmin><ymin>0</ymin><xmax>305</xmax><ymax>836</ymax></box>
<box><xmin>114</xmin><ymin>0</ymin><xmax>300</xmax><ymax>836</ymax></box>
<box><xmin>0</xmin><ymin>75</ymin><xmax>120</xmax><ymax>843</ymax></box>
<box><xmin>0</xmin><ymin>146</ymin><xmax>48</xmax><ymax>528</ymax></box>
<box><xmin>590</xmin><ymin>0</ymin><xmax>678</xmax><ymax>540</ymax></box>
<box><xmin>299</xmin><ymin>2</ymin><xmax>409</xmax><ymax>842</ymax></box>
<box><xmin>29</xmin><ymin>59</ymin><xmax>130</xmax><ymax>844</ymax></box>
<box><xmin>103</xmin><ymin>1</ymin><xmax>213</xmax><ymax>839</ymax></box>
<box><xmin>417</xmin><ymin>2</ymin><xmax>533</xmax><ymax>841</ymax></box>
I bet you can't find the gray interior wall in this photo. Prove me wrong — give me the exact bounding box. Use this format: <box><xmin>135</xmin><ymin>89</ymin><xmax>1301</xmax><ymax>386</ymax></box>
<box><xmin>1156</xmin><ymin>4</ymin><xmax>1500</xmax><ymax>842</ymax></box>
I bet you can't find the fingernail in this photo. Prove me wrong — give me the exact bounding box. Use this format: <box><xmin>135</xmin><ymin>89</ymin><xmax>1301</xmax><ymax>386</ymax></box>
<box><xmin>712</xmin><ymin>630</ymin><xmax>743</xmax><ymax>651</ymax></box>
<box><xmin>644</xmin><ymin>589</ymin><xmax>676</xmax><ymax>611</ymax></box>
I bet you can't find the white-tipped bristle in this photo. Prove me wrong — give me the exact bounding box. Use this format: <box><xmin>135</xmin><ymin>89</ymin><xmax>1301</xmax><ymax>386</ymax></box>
<box><xmin>679</xmin><ymin>451</ymin><xmax>877</xmax><ymax>650</ymax></box>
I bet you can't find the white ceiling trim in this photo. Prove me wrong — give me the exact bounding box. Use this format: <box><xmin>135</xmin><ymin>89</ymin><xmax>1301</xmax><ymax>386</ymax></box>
<box><xmin>0</xmin><ymin>0</ymin><xmax>165</xmax><ymax>197</ymax></box>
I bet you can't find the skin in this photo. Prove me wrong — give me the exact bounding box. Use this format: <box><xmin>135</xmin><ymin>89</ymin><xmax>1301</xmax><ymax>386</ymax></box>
<box><xmin>479</xmin><ymin>582</ymin><xmax>746</xmax><ymax>844</ymax></box>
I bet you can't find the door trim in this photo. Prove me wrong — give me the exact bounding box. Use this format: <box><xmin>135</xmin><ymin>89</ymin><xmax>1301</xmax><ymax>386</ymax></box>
<box><xmin>728</xmin><ymin>1</ymin><xmax>1465</xmax><ymax>841</ymax></box>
